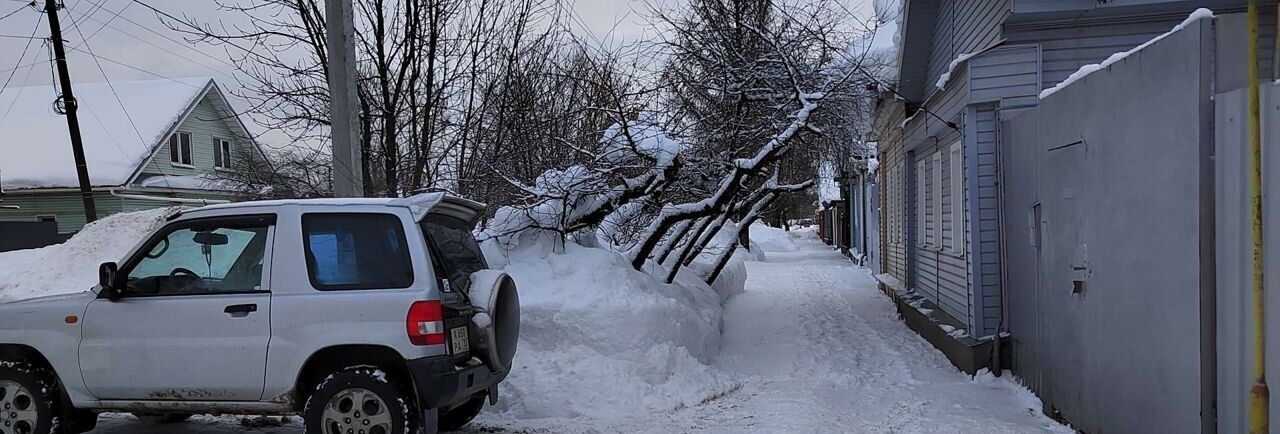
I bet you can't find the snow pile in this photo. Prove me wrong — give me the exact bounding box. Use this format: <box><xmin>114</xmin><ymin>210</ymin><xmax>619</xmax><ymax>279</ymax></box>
<box><xmin>0</xmin><ymin>208</ymin><xmax>175</xmax><ymax>302</ymax></box>
<box><xmin>681</xmin><ymin>222</ymin><xmax>752</xmax><ymax>301</ymax></box>
<box><xmin>750</xmin><ymin>222</ymin><xmax>799</xmax><ymax>253</ymax></box>
<box><xmin>1039</xmin><ymin>8</ymin><xmax>1214</xmax><ymax>99</ymax></box>
<box><xmin>482</xmin><ymin>239</ymin><xmax>738</xmax><ymax>420</ymax></box>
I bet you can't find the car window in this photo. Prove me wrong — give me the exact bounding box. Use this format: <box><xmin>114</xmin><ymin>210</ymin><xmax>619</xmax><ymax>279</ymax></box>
<box><xmin>422</xmin><ymin>214</ymin><xmax>487</xmax><ymax>291</ymax></box>
<box><xmin>302</xmin><ymin>213</ymin><xmax>414</xmax><ymax>291</ymax></box>
<box><xmin>126</xmin><ymin>223</ymin><xmax>270</xmax><ymax>296</ymax></box>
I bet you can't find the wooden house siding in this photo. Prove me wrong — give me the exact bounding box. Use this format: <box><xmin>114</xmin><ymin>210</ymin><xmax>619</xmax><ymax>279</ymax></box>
<box><xmin>139</xmin><ymin>91</ymin><xmax>249</xmax><ymax>180</ymax></box>
<box><xmin>902</xmin><ymin>65</ymin><xmax>971</xmax><ymax>326</ymax></box>
<box><xmin>974</xmin><ymin>107</ymin><xmax>1001</xmax><ymax>337</ymax></box>
<box><xmin>910</xmin><ymin>136</ymin><xmax>968</xmax><ymax>323</ymax></box>
<box><xmin>968</xmin><ymin>44</ymin><xmax>1041</xmax><ymax>106</ymax></box>
<box><xmin>0</xmin><ymin>193</ymin><xmax>124</xmax><ymax>233</ymax></box>
<box><xmin>925</xmin><ymin>0</ymin><xmax>1012</xmax><ymax>93</ymax></box>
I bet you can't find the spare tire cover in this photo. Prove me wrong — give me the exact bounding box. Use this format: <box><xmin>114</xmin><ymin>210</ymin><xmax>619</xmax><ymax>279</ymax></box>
<box><xmin>467</xmin><ymin>270</ymin><xmax>520</xmax><ymax>373</ymax></box>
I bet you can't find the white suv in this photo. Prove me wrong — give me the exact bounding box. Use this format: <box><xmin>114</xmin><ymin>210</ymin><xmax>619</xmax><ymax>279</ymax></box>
<box><xmin>0</xmin><ymin>193</ymin><xmax>520</xmax><ymax>434</ymax></box>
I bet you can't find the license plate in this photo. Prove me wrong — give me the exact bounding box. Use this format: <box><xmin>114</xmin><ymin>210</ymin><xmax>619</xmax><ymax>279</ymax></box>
<box><xmin>450</xmin><ymin>327</ymin><xmax>470</xmax><ymax>354</ymax></box>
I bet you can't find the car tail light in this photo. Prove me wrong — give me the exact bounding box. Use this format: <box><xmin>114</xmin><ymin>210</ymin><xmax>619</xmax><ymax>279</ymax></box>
<box><xmin>407</xmin><ymin>301</ymin><xmax>445</xmax><ymax>346</ymax></box>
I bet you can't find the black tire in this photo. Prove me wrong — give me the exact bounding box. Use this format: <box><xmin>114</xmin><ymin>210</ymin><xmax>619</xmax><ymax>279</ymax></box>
<box><xmin>0</xmin><ymin>362</ymin><xmax>59</xmax><ymax>434</ymax></box>
<box><xmin>302</xmin><ymin>367</ymin><xmax>414</xmax><ymax>434</ymax></box>
<box><xmin>439</xmin><ymin>394</ymin><xmax>487</xmax><ymax>432</ymax></box>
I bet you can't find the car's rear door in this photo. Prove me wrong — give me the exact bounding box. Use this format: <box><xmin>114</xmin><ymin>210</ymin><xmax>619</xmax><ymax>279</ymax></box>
<box><xmin>78</xmin><ymin>214</ymin><xmax>275</xmax><ymax>401</ymax></box>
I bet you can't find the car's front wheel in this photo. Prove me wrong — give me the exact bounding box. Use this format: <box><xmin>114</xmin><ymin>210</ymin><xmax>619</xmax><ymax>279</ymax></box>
<box><xmin>302</xmin><ymin>367</ymin><xmax>413</xmax><ymax>434</ymax></box>
<box><xmin>0</xmin><ymin>363</ymin><xmax>58</xmax><ymax>434</ymax></box>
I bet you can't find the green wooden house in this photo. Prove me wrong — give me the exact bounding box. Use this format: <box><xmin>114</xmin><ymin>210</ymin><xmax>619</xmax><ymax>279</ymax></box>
<box><xmin>0</xmin><ymin>77</ymin><xmax>262</xmax><ymax>235</ymax></box>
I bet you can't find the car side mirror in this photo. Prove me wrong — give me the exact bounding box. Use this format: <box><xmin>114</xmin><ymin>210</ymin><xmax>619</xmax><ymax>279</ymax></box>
<box><xmin>98</xmin><ymin>262</ymin><xmax>121</xmax><ymax>301</ymax></box>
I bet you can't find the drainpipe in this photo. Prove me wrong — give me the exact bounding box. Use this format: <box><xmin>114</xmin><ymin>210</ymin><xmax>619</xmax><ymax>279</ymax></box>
<box><xmin>108</xmin><ymin>189</ymin><xmax>230</xmax><ymax>205</ymax></box>
<box><xmin>1248</xmin><ymin>2</ymin><xmax>1270</xmax><ymax>433</ymax></box>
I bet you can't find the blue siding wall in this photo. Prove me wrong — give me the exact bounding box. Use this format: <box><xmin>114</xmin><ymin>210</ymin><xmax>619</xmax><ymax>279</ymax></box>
<box><xmin>925</xmin><ymin>0</ymin><xmax>1012</xmax><ymax>94</ymax></box>
<box><xmin>904</xmin><ymin>64</ymin><xmax>971</xmax><ymax>329</ymax></box>
<box><xmin>974</xmin><ymin>107</ymin><xmax>1001</xmax><ymax>337</ymax></box>
<box><xmin>968</xmin><ymin>45</ymin><xmax>1041</xmax><ymax>106</ymax></box>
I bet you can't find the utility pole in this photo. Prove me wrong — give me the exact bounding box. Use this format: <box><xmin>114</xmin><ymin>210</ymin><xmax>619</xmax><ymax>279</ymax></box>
<box><xmin>326</xmin><ymin>0</ymin><xmax>363</xmax><ymax>197</ymax></box>
<box><xmin>1247</xmin><ymin>1</ymin><xmax>1269</xmax><ymax>433</ymax></box>
<box><xmin>44</xmin><ymin>0</ymin><xmax>97</xmax><ymax>222</ymax></box>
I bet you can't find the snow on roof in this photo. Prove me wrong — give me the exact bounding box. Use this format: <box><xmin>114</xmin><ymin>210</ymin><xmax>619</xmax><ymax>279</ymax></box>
<box><xmin>934</xmin><ymin>51</ymin><xmax>978</xmax><ymax>90</ymax></box>
<box><xmin>841</xmin><ymin>0</ymin><xmax>900</xmax><ymax>79</ymax></box>
<box><xmin>0</xmin><ymin>77</ymin><xmax>212</xmax><ymax>190</ymax></box>
<box><xmin>1039</xmin><ymin>8</ymin><xmax>1214</xmax><ymax>99</ymax></box>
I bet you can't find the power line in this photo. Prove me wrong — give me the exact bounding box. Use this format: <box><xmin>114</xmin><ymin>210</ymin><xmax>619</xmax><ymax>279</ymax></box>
<box><xmin>0</xmin><ymin>33</ymin><xmax>42</xmax><ymax>39</ymax></box>
<box><xmin>65</xmin><ymin>0</ymin><xmax>107</xmax><ymax>30</ymax></box>
<box><xmin>0</xmin><ymin>17</ymin><xmax>42</xmax><ymax>93</ymax></box>
<box><xmin>63</xmin><ymin>45</ymin><xmax>203</xmax><ymax>88</ymax></box>
<box><xmin>79</xmin><ymin>0</ymin><xmax>129</xmax><ymax>40</ymax></box>
<box><xmin>75</xmin><ymin>0</ymin><xmax>239</xmax><ymax>71</ymax></box>
<box><xmin>61</xmin><ymin>4</ymin><xmax>175</xmax><ymax>190</ymax></box>
<box><xmin>67</xmin><ymin>2</ymin><xmax>237</xmax><ymax>79</ymax></box>
<box><xmin>0</xmin><ymin>44</ymin><xmax>43</xmax><ymax>124</ymax></box>
<box><xmin>130</xmin><ymin>0</ymin><xmax>276</xmax><ymax>65</ymax></box>
<box><xmin>0</xmin><ymin>2</ymin><xmax>32</xmax><ymax>23</ymax></box>
<box><xmin>0</xmin><ymin>59</ymin><xmax>44</xmax><ymax>75</ymax></box>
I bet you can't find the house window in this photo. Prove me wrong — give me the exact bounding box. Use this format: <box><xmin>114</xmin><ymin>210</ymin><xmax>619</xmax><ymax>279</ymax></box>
<box><xmin>949</xmin><ymin>142</ymin><xmax>964</xmax><ymax>255</ymax></box>
<box><xmin>932</xmin><ymin>152</ymin><xmax>942</xmax><ymax>249</ymax></box>
<box><xmin>169</xmin><ymin>132</ymin><xmax>192</xmax><ymax>166</ymax></box>
<box><xmin>214</xmin><ymin>138</ymin><xmax>232</xmax><ymax>170</ymax></box>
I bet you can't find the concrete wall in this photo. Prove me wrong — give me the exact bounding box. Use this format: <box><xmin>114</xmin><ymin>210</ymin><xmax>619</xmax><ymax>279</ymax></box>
<box><xmin>999</xmin><ymin>17</ymin><xmax>1212</xmax><ymax>434</ymax></box>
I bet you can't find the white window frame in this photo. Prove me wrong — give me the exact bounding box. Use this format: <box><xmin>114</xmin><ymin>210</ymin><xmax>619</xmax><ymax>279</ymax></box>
<box><xmin>949</xmin><ymin>142</ymin><xmax>964</xmax><ymax>256</ymax></box>
<box><xmin>932</xmin><ymin>152</ymin><xmax>943</xmax><ymax>250</ymax></box>
<box><xmin>214</xmin><ymin>138</ymin><xmax>233</xmax><ymax>170</ymax></box>
<box><xmin>169</xmin><ymin>132</ymin><xmax>193</xmax><ymax>167</ymax></box>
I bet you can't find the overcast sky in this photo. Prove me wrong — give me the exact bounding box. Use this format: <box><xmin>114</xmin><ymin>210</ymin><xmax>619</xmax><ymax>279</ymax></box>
<box><xmin>0</xmin><ymin>0</ymin><xmax>666</xmax><ymax>88</ymax></box>
<box><xmin>0</xmin><ymin>0</ymin><xmax>873</xmax><ymax>146</ymax></box>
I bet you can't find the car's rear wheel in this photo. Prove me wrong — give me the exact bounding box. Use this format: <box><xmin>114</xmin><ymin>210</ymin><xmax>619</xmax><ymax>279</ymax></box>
<box><xmin>439</xmin><ymin>393</ymin><xmax>487</xmax><ymax>432</ymax></box>
<box><xmin>303</xmin><ymin>367</ymin><xmax>412</xmax><ymax>434</ymax></box>
<box><xmin>0</xmin><ymin>363</ymin><xmax>57</xmax><ymax>434</ymax></box>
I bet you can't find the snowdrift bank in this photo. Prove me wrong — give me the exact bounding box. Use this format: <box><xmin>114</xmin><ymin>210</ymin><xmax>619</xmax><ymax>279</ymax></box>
<box><xmin>482</xmin><ymin>239</ymin><xmax>741</xmax><ymax>420</ymax></box>
<box><xmin>0</xmin><ymin>207</ymin><xmax>173</xmax><ymax>302</ymax></box>
<box><xmin>750</xmin><ymin>222</ymin><xmax>799</xmax><ymax>253</ymax></box>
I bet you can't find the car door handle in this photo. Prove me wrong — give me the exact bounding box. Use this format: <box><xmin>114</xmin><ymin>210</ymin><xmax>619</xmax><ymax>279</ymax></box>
<box><xmin>224</xmin><ymin>304</ymin><xmax>258</xmax><ymax>315</ymax></box>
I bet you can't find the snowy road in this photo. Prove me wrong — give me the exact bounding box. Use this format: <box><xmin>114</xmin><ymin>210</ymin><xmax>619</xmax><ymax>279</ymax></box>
<box><xmin>89</xmin><ymin>235</ymin><xmax>1068</xmax><ymax>433</ymax></box>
